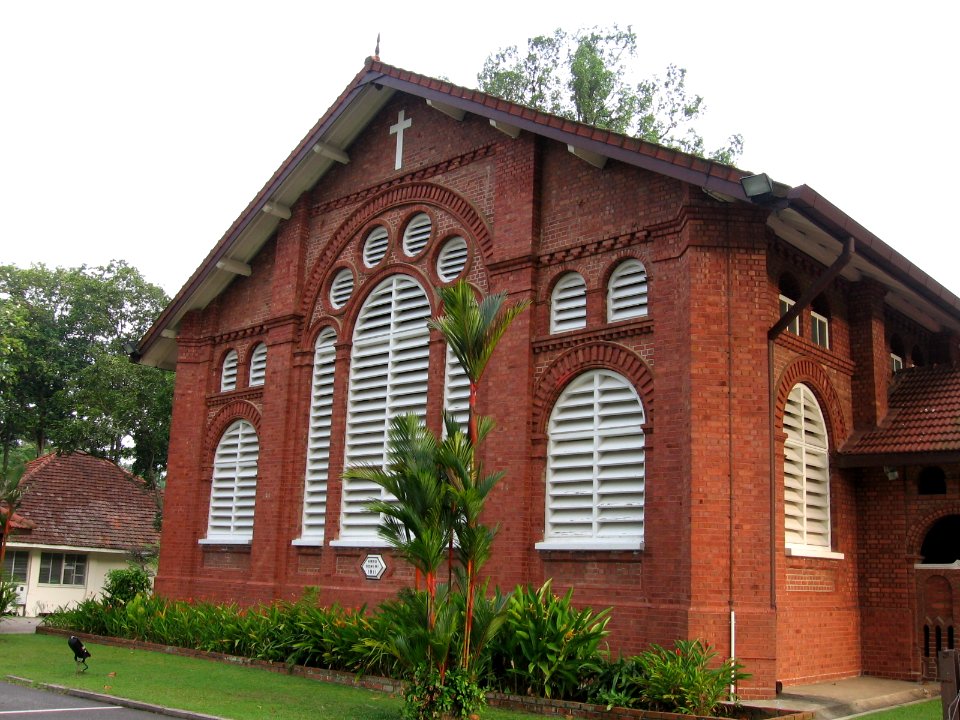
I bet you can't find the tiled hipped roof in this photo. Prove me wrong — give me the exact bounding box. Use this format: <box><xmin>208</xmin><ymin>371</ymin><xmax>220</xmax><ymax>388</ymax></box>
<box><xmin>14</xmin><ymin>452</ymin><xmax>160</xmax><ymax>551</ymax></box>
<box><xmin>842</xmin><ymin>365</ymin><xmax>960</xmax><ymax>456</ymax></box>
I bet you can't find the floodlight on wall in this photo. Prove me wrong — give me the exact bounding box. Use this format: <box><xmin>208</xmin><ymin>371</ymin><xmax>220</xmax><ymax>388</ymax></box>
<box><xmin>740</xmin><ymin>173</ymin><xmax>774</xmax><ymax>201</ymax></box>
<box><xmin>884</xmin><ymin>466</ymin><xmax>899</xmax><ymax>481</ymax></box>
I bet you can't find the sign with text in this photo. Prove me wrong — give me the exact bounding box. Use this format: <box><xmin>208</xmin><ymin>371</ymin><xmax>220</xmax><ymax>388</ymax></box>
<box><xmin>361</xmin><ymin>554</ymin><xmax>387</xmax><ymax>580</ymax></box>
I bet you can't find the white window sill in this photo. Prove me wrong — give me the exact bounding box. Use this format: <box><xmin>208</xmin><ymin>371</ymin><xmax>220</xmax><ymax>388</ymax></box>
<box><xmin>329</xmin><ymin>537</ymin><xmax>391</xmax><ymax>549</ymax></box>
<box><xmin>785</xmin><ymin>544</ymin><xmax>844</xmax><ymax>560</ymax></box>
<box><xmin>198</xmin><ymin>537</ymin><xmax>252</xmax><ymax>546</ymax></box>
<box><xmin>292</xmin><ymin>537</ymin><xmax>325</xmax><ymax>547</ymax></box>
<box><xmin>915</xmin><ymin>561</ymin><xmax>960</xmax><ymax>570</ymax></box>
<box><xmin>535</xmin><ymin>539</ymin><xmax>644</xmax><ymax>552</ymax></box>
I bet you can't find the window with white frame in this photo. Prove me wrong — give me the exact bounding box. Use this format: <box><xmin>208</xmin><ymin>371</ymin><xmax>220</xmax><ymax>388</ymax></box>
<box><xmin>2</xmin><ymin>549</ymin><xmax>28</xmax><ymax>582</ymax></box>
<box><xmin>220</xmin><ymin>349</ymin><xmax>239</xmax><ymax>391</ymax></box>
<box><xmin>607</xmin><ymin>259</ymin><xmax>648</xmax><ymax>321</ymax></box>
<box><xmin>204</xmin><ymin>419</ymin><xmax>259</xmax><ymax>543</ymax></box>
<box><xmin>779</xmin><ymin>295</ymin><xmax>799</xmax><ymax>335</ymax></box>
<box><xmin>538</xmin><ymin>369</ymin><xmax>646</xmax><ymax>550</ymax></box>
<box><xmin>249</xmin><ymin>343</ymin><xmax>267</xmax><ymax>387</ymax></box>
<box><xmin>338</xmin><ymin>275</ymin><xmax>431</xmax><ymax>543</ymax></box>
<box><xmin>38</xmin><ymin>552</ymin><xmax>86</xmax><ymax>585</ymax></box>
<box><xmin>298</xmin><ymin>328</ymin><xmax>337</xmax><ymax>543</ymax></box>
<box><xmin>443</xmin><ymin>345</ymin><xmax>469</xmax><ymax>432</ymax></box>
<box><xmin>551</xmin><ymin>272</ymin><xmax>587</xmax><ymax>333</ymax></box>
<box><xmin>403</xmin><ymin>213</ymin><xmax>432</xmax><ymax>256</ymax></box>
<box><xmin>810</xmin><ymin>311</ymin><xmax>829</xmax><ymax>349</ymax></box>
<box><xmin>891</xmin><ymin>353</ymin><xmax>904</xmax><ymax>373</ymax></box>
<box><xmin>783</xmin><ymin>383</ymin><xmax>831</xmax><ymax>552</ymax></box>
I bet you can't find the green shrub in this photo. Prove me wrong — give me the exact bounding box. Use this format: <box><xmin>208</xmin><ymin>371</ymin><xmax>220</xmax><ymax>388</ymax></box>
<box><xmin>402</xmin><ymin>663</ymin><xmax>485</xmax><ymax>720</ymax></box>
<box><xmin>0</xmin><ymin>572</ymin><xmax>17</xmax><ymax>619</ymax></box>
<box><xmin>635</xmin><ymin>639</ymin><xmax>749</xmax><ymax>716</ymax></box>
<box><xmin>102</xmin><ymin>565</ymin><xmax>152</xmax><ymax>607</ymax></box>
<box><xmin>488</xmin><ymin>579</ymin><xmax>610</xmax><ymax>700</ymax></box>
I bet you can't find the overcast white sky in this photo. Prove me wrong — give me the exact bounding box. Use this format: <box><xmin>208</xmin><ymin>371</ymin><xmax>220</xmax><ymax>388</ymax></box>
<box><xmin>2</xmin><ymin>1</ymin><xmax>958</xmax><ymax>299</ymax></box>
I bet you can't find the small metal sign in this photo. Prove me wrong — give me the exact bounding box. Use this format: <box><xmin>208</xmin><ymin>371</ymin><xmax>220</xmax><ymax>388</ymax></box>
<box><xmin>361</xmin><ymin>554</ymin><xmax>387</xmax><ymax>580</ymax></box>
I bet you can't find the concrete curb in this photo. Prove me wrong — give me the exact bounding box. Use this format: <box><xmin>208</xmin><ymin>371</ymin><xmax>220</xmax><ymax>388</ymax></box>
<box><xmin>4</xmin><ymin>674</ymin><xmax>228</xmax><ymax>720</ymax></box>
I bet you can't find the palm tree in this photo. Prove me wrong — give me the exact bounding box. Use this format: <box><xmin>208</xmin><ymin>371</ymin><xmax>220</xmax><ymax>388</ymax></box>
<box><xmin>428</xmin><ymin>280</ymin><xmax>529</xmax><ymax>671</ymax></box>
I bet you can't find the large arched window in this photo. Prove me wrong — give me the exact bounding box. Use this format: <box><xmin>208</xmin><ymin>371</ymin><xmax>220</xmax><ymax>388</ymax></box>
<box><xmin>783</xmin><ymin>383</ymin><xmax>832</xmax><ymax>553</ymax></box>
<box><xmin>203</xmin><ymin>419</ymin><xmax>259</xmax><ymax>543</ymax></box>
<box><xmin>537</xmin><ymin>369</ymin><xmax>646</xmax><ymax>550</ymax></box>
<box><xmin>337</xmin><ymin>275</ymin><xmax>431</xmax><ymax>543</ymax></box>
<box><xmin>297</xmin><ymin>328</ymin><xmax>338</xmax><ymax>544</ymax></box>
<box><xmin>550</xmin><ymin>272</ymin><xmax>587</xmax><ymax>333</ymax></box>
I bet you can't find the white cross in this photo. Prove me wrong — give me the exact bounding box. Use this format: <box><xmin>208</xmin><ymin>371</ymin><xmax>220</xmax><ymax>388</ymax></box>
<box><xmin>389</xmin><ymin>110</ymin><xmax>412</xmax><ymax>170</ymax></box>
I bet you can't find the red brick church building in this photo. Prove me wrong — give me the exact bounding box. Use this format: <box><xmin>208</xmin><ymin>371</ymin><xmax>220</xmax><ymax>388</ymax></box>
<box><xmin>136</xmin><ymin>59</ymin><xmax>960</xmax><ymax>696</ymax></box>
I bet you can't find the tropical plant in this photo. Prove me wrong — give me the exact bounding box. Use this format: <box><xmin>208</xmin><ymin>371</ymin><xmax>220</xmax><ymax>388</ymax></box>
<box><xmin>488</xmin><ymin>579</ymin><xmax>610</xmax><ymax>700</ymax></box>
<box><xmin>634</xmin><ymin>639</ymin><xmax>749</xmax><ymax>716</ymax></box>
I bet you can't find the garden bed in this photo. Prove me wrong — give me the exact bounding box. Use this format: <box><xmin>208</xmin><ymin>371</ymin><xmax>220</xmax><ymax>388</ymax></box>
<box><xmin>37</xmin><ymin>626</ymin><xmax>814</xmax><ymax>720</ymax></box>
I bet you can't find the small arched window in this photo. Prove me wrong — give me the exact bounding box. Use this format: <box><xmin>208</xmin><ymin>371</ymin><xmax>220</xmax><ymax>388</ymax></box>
<box><xmin>362</xmin><ymin>226</ymin><xmax>389</xmax><ymax>267</ymax></box>
<box><xmin>607</xmin><ymin>259</ymin><xmax>648</xmax><ymax>322</ymax></box>
<box><xmin>220</xmin><ymin>350</ymin><xmax>239</xmax><ymax>392</ymax></box>
<box><xmin>551</xmin><ymin>272</ymin><xmax>587</xmax><ymax>333</ymax></box>
<box><xmin>811</xmin><ymin>297</ymin><xmax>829</xmax><ymax>349</ymax></box>
<box><xmin>203</xmin><ymin>419</ymin><xmax>259</xmax><ymax>543</ymax></box>
<box><xmin>437</xmin><ymin>236</ymin><xmax>468</xmax><ymax>282</ymax></box>
<box><xmin>299</xmin><ymin>328</ymin><xmax>338</xmax><ymax>543</ymax></box>
<box><xmin>403</xmin><ymin>213</ymin><xmax>432</xmax><ymax>257</ymax></box>
<box><xmin>248</xmin><ymin>343</ymin><xmax>267</xmax><ymax>387</ymax></box>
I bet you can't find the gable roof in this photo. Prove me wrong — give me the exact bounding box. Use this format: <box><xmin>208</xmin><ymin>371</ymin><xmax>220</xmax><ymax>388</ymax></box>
<box><xmin>12</xmin><ymin>452</ymin><xmax>160</xmax><ymax>551</ymax></box>
<box><xmin>135</xmin><ymin>58</ymin><xmax>960</xmax><ymax>370</ymax></box>
<box><xmin>839</xmin><ymin>364</ymin><xmax>960</xmax><ymax>467</ymax></box>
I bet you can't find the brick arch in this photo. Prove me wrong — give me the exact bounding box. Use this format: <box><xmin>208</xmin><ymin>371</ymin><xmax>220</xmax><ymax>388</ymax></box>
<box><xmin>775</xmin><ymin>357</ymin><xmax>847</xmax><ymax>443</ymax></box>
<box><xmin>299</xmin><ymin>318</ymin><xmax>343</xmax><ymax>354</ymax></box>
<box><xmin>600</xmin><ymin>252</ymin><xmax>652</xmax><ymax>290</ymax></box>
<box><xmin>205</xmin><ymin>400</ymin><xmax>262</xmax><ymax>458</ymax></box>
<box><xmin>301</xmin><ymin>182</ymin><xmax>492</xmax><ymax>319</ymax></box>
<box><xmin>907</xmin><ymin>504</ymin><xmax>960</xmax><ymax>555</ymax></box>
<box><xmin>532</xmin><ymin>342</ymin><xmax>654</xmax><ymax>435</ymax></box>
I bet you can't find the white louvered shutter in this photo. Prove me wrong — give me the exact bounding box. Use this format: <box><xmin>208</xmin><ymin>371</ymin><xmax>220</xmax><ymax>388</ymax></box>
<box><xmin>437</xmin><ymin>236</ymin><xmax>468</xmax><ymax>281</ymax></box>
<box><xmin>206</xmin><ymin>419</ymin><xmax>259</xmax><ymax>542</ymax></box>
<box><xmin>300</xmin><ymin>328</ymin><xmax>337</xmax><ymax>542</ymax></box>
<box><xmin>340</xmin><ymin>275</ymin><xmax>431</xmax><ymax>541</ymax></box>
<box><xmin>545</xmin><ymin>370</ymin><xmax>645</xmax><ymax>545</ymax></box>
<box><xmin>403</xmin><ymin>213</ymin><xmax>432</xmax><ymax>256</ymax></box>
<box><xmin>443</xmin><ymin>345</ymin><xmax>469</xmax><ymax>432</ymax></box>
<box><xmin>551</xmin><ymin>273</ymin><xmax>587</xmax><ymax>333</ymax></box>
<box><xmin>783</xmin><ymin>384</ymin><xmax>830</xmax><ymax>548</ymax></box>
<box><xmin>220</xmin><ymin>350</ymin><xmax>238</xmax><ymax>392</ymax></box>
<box><xmin>330</xmin><ymin>269</ymin><xmax>355</xmax><ymax>309</ymax></box>
<box><xmin>607</xmin><ymin>260</ymin><xmax>648</xmax><ymax>321</ymax></box>
<box><xmin>249</xmin><ymin>343</ymin><xmax>267</xmax><ymax>387</ymax></box>
<box><xmin>363</xmin><ymin>226</ymin><xmax>389</xmax><ymax>267</ymax></box>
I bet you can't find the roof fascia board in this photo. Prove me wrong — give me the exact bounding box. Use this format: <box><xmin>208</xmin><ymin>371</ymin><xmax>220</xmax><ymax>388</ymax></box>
<box><xmin>372</xmin><ymin>74</ymin><xmax>750</xmax><ymax>201</ymax></box>
<box><xmin>787</xmin><ymin>185</ymin><xmax>960</xmax><ymax>318</ymax></box>
<box><xmin>835</xmin><ymin>449</ymin><xmax>960</xmax><ymax>469</ymax></box>
<box><xmin>138</xmin><ymin>70</ymin><xmax>384</xmax><ymax>361</ymax></box>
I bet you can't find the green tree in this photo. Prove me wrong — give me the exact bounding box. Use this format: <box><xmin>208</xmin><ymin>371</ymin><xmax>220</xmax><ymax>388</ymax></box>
<box><xmin>0</xmin><ymin>262</ymin><xmax>173</xmax><ymax>482</ymax></box>
<box><xmin>478</xmin><ymin>25</ymin><xmax>743</xmax><ymax>164</ymax></box>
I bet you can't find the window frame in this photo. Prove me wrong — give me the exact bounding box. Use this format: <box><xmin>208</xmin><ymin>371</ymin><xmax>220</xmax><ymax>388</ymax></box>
<box><xmin>201</xmin><ymin>418</ymin><xmax>260</xmax><ymax>545</ymax></box>
<box><xmin>810</xmin><ymin>310</ymin><xmax>829</xmax><ymax>349</ymax></box>
<box><xmin>38</xmin><ymin>552</ymin><xmax>87</xmax><ymax>586</ymax></box>
<box><xmin>550</xmin><ymin>272</ymin><xmax>587</xmax><ymax>334</ymax></box>
<box><xmin>220</xmin><ymin>349</ymin><xmax>239</xmax><ymax>392</ymax></box>
<box><xmin>2</xmin><ymin>549</ymin><xmax>29</xmax><ymax>582</ymax></box>
<box><xmin>607</xmin><ymin>259</ymin><xmax>648</xmax><ymax>322</ymax></box>
<box><xmin>537</xmin><ymin>369</ymin><xmax>646</xmax><ymax>551</ymax></box>
<box><xmin>778</xmin><ymin>295</ymin><xmax>800</xmax><ymax>335</ymax></box>
<box><xmin>248</xmin><ymin>343</ymin><xmax>267</xmax><ymax>387</ymax></box>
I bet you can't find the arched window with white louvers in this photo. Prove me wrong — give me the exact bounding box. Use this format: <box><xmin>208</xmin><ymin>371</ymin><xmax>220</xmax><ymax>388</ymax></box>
<box><xmin>443</xmin><ymin>345</ymin><xmax>469</xmax><ymax>433</ymax></box>
<box><xmin>537</xmin><ymin>369</ymin><xmax>646</xmax><ymax>550</ymax></box>
<box><xmin>403</xmin><ymin>213</ymin><xmax>432</xmax><ymax>257</ymax></box>
<box><xmin>202</xmin><ymin>419</ymin><xmax>259</xmax><ymax>544</ymax></box>
<box><xmin>607</xmin><ymin>259</ymin><xmax>648</xmax><ymax>322</ymax></box>
<box><xmin>363</xmin><ymin>226</ymin><xmax>389</xmax><ymax>268</ymax></box>
<box><xmin>248</xmin><ymin>343</ymin><xmax>267</xmax><ymax>387</ymax></box>
<box><xmin>336</xmin><ymin>275</ymin><xmax>431</xmax><ymax>544</ymax></box>
<box><xmin>297</xmin><ymin>328</ymin><xmax>337</xmax><ymax>544</ymax></box>
<box><xmin>550</xmin><ymin>272</ymin><xmax>587</xmax><ymax>333</ymax></box>
<box><xmin>783</xmin><ymin>383</ymin><xmax>834</xmax><ymax>555</ymax></box>
<box><xmin>437</xmin><ymin>236</ymin><xmax>468</xmax><ymax>282</ymax></box>
<box><xmin>220</xmin><ymin>350</ymin><xmax>239</xmax><ymax>392</ymax></box>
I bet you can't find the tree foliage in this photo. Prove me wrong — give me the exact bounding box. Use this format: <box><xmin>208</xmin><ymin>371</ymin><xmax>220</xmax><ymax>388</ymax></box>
<box><xmin>0</xmin><ymin>261</ymin><xmax>172</xmax><ymax>483</ymax></box>
<box><xmin>478</xmin><ymin>26</ymin><xmax>743</xmax><ymax>164</ymax></box>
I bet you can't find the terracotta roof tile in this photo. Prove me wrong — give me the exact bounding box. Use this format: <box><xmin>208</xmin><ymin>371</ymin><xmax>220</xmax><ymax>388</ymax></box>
<box><xmin>13</xmin><ymin>452</ymin><xmax>160</xmax><ymax>551</ymax></box>
<box><xmin>841</xmin><ymin>365</ymin><xmax>960</xmax><ymax>455</ymax></box>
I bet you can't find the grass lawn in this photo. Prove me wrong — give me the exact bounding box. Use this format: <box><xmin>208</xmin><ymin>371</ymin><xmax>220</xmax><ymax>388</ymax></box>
<box><xmin>0</xmin><ymin>633</ymin><xmax>540</xmax><ymax>720</ymax></box>
<box><xmin>857</xmin><ymin>699</ymin><xmax>941</xmax><ymax>720</ymax></box>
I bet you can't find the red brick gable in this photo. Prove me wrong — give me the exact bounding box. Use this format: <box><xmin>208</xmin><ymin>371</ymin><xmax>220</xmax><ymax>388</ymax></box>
<box><xmin>15</xmin><ymin>452</ymin><xmax>160</xmax><ymax>551</ymax></box>
<box><xmin>841</xmin><ymin>364</ymin><xmax>960</xmax><ymax>456</ymax></box>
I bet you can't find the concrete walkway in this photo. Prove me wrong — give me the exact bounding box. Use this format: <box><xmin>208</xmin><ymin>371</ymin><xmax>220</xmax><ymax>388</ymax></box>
<box><xmin>749</xmin><ymin>676</ymin><xmax>941</xmax><ymax>719</ymax></box>
<box><xmin>0</xmin><ymin>615</ymin><xmax>41</xmax><ymax>634</ymax></box>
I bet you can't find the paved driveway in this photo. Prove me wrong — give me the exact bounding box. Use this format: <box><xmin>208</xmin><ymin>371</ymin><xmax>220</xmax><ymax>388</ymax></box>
<box><xmin>0</xmin><ymin>682</ymin><xmax>173</xmax><ymax>719</ymax></box>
